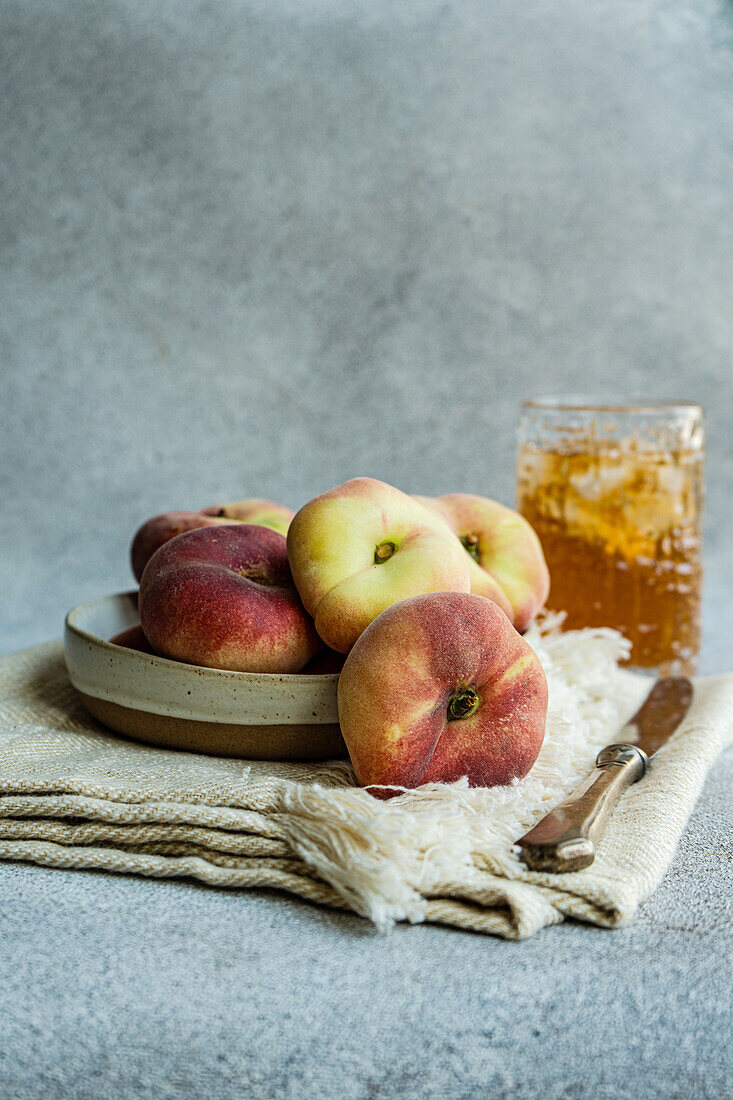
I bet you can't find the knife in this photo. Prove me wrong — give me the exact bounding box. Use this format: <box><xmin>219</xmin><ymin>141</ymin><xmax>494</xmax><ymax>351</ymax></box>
<box><xmin>515</xmin><ymin>677</ymin><xmax>694</xmax><ymax>874</ymax></box>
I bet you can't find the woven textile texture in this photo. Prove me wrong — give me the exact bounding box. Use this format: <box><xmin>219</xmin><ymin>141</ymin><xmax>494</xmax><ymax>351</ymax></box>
<box><xmin>0</xmin><ymin>631</ymin><xmax>731</xmax><ymax>939</ymax></box>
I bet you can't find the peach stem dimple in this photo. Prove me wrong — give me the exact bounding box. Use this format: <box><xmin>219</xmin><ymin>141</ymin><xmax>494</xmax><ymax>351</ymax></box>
<box><xmin>447</xmin><ymin>686</ymin><xmax>480</xmax><ymax>721</ymax></box>
<box><xmin>460</xmin><ymin>533</ymin><xmax>481</xmax><ymax>562</ymax></box>
<box><xmin>235</xmin><ymin>568</ymin><xmax>276</xmax><ymax>586</ymax></box>
<box><xmin>374</xmin><ymin>541</ymin><xmax>397</xmax><ymax>564</ymax></box>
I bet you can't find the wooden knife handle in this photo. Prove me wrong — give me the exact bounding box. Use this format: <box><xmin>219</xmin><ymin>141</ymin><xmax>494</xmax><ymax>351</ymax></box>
<box><xmin>516</xmin><ymin>744</ymin><xmax>649</xmax><ymax>873</ymax></box>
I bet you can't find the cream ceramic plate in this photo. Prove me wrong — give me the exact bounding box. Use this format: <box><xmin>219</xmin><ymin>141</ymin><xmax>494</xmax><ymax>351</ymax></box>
<box><xmin>64</xmin><ymin>591</ymin><xmax>345</xmax><ymax>761</ymax></box>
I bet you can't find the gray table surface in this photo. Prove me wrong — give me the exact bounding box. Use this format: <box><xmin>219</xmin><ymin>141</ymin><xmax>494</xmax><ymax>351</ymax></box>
<box><xmin>1</xmin><ymin>750</ymin><xmax>731</xmax><ymax>1100</ymax></box>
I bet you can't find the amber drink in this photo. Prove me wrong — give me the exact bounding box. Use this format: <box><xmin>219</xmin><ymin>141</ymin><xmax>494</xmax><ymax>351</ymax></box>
<box><xmin>516</xmin><ymin>400</ymin><xmax>704</xmax><ymax>675</ymax></box>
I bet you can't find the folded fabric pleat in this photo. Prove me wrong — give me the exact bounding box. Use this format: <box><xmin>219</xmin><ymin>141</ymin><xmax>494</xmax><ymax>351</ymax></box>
<box><xmin>1</xmin><ymin>633</ymin><xmax>731</xmax><ymax>939</ymax></box>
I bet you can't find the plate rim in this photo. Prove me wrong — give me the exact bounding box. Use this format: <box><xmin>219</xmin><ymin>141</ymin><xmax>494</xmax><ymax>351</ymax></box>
<box><xmin>65</xmin><ymin>589</ymin><xmax>341</xmax><ymax>685</ymax></box>
<box><xmin>64</xmin><ymin>590</ymin><xmax>341</xmax><ymax>726</ymax></box>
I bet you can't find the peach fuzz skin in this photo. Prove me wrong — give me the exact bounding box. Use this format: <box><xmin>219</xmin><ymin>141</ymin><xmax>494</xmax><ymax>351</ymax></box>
<box><xmin>139</xmin><ymin>525</ymin><xmax>320</xmax><ymax>673</ymax></box>
<box><xmin>131</xmin><ymin>498</ymin><xmax>295</xmax><ymax>582</ymax></box>
<box><xmin>337</xmin><ymin>592</ymin><xmax>548</xmax><ymax>795</ymax></box>
<box><xmin>131</xmin><ymin>512</ymin><xmax>232</xmax><ymax>582</ymax></box>
<box><xmin>414</xmin><ymin>493</ymin><xmax>549</xmax><ymax>632</ymax></box>
<box><xmin>287</xmin><ymin>477</ymin><xmax>472</xmax><ymax>654</ymax></box>
<box><xmin>201</xmin><ymin>498</ymin><xmax>294</xmax><ymax>536</ymax></box>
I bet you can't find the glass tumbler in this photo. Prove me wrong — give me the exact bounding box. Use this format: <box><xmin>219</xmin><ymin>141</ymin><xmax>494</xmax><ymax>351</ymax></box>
<box><xmin>516</xmin><ymin>398</ymin><xmax>705</xmax><ymax>676</ymax></box>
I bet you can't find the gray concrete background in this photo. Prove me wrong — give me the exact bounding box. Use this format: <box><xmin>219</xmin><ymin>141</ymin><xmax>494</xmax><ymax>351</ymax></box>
<box><xmin>1</xmin><ymin>0</ymin><xmax>732</xmax><ymax>668</ymax></box>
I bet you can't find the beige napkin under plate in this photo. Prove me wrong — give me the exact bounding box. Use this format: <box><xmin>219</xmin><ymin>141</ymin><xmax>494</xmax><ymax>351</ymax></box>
<box><xmin>0</xmin><ymin>630</ymin><xmax>731</xmax><ymax>940</ymax></box>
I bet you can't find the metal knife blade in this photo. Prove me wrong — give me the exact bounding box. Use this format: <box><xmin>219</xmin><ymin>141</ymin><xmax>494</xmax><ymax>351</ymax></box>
<box><xmin>515</xmin><ymin>676</ymin><xmax>694</xmax><ymax>873</ymax></box>
<box><xmin>617</xmin><ymin>676</ymin><xmax>694</xmax><ymax>758</ymax></box>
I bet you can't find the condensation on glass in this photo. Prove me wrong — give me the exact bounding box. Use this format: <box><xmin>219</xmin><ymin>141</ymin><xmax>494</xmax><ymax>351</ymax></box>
<box><xmin>516</xmin><ymin>398</ymin><xmax>704</xmax><ymax>676</ymax></box>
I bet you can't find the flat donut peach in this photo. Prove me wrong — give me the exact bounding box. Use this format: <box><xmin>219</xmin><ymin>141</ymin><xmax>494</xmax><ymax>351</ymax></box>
<box><xmin>131</xmin><ymin>498</ymin><xmax>295</xmax><ymax>582</ymax></box>
<box><xmin>201</xmin><ymin>498</ymin><xmax>294</xmax><ymax>536</ymax></box>
<box><xmin>414</xmin><ymin>493</ymin><xmax>549</xmax><ymax>632</ymax></box>
<box><xmin>287</xmin><ymin>477</ymin><xmax>471</xmax><ymax>653</ymax></box>
<box><xmin>139</xmin><ymin>525</ymin><xmax>320</xmax><ymax>673</ymax></box>
<box><xmin>131</xmin><ymin>511</ymin><xmax>232</xmax><ymax>582</ymax></box>
<box><xmin>338</xmin><ymin>591</ymin><xmax>548</xmax><ymax>794</ymax></box>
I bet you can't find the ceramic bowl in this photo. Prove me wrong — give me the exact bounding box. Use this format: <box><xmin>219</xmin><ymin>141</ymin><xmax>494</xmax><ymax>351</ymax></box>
<box><xmin>64</xmin><ymin>592</ymin><xmax>344</xmax><ymax>761</ymax></box>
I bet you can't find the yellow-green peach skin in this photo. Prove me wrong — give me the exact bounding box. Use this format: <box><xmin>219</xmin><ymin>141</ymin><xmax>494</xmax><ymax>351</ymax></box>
<box><xmin>286</xmin><ymin>477</ymin><xmax>472</xmax><ymax>653</ymax></box>
<box><xmin>414</xmin><ymin>493</ymin><xmax>550</xmax><ymax>632</ymax></box>
<box><xmin>337</xmin><ymin>591</ymin><xmax>548</xmax><ymax>794</ymax></box>
<box><xmin>201</xmin><ymin>498</ymin><xmax>294</xmax><ymax>536</ymax></box>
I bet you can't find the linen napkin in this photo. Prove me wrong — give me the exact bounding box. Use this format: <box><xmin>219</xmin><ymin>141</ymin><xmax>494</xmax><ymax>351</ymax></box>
<box><xmin>0</xmin><ymin>625</ymin><xmax>731</xmax><ymax>940</ymax></box>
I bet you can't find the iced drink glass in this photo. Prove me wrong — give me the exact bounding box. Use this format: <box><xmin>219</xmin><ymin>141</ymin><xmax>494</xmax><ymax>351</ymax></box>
<box><xmin>516</xmin><ymin>398</ymin><xmax>704</xmax><ymax>675</ymax></box>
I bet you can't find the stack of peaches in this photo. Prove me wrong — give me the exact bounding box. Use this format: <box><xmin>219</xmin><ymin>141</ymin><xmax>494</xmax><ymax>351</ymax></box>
<box><xmin>117</xmin><ymin>478</ymin><xmax>551</xmax><ymax>794</ymax></box>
